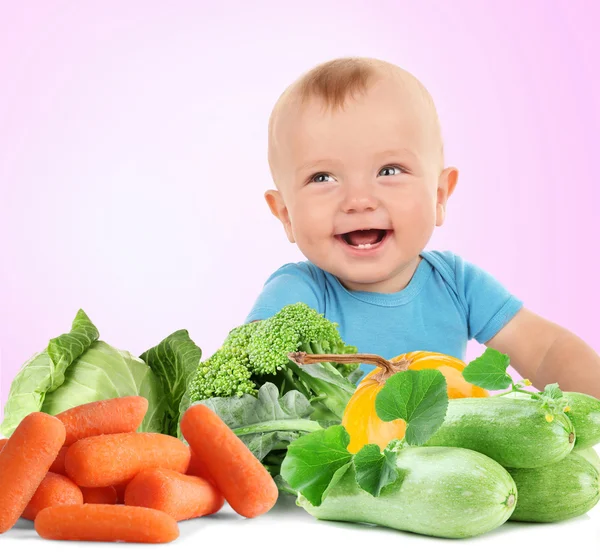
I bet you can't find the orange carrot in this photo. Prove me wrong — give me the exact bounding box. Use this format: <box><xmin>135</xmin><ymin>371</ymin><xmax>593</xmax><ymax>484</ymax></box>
<box><xmin>65</xmin><ymin>432</ymin><xmax>190</xmax><ymax>487</ymax></box>
<box><xmin>80</xmin><ymin>486</ymin><xmax>117</xmax><ymax>505</ymax></box>
<box><xmin>180</xmin><ymin>405</ymin><xmax>278</xmax><ymax>518</ymax></box>
<box><xmin>125</xmin><ymin>468</ymin><xmax>224</xmax><ymax>521</ymax></box>
<box><xmin>35</xmin><ymin>504</ymin><xmax>179</xmax><ymax>543</ymax></box>
<box><xmin>113</xmin><ymin>481</ymin><xmax>128</xmax><ymax>503</ymax></box>
<box><xmin>49</xmin><ymin>446</ymin><xmax>68</xmax><ymax>475</ymax></box>
<box><xmin>56</xmin><ymin>396</ymin><xmax>149</xmax><ymax>446</ymax></box>
<box><xmin>186</xmin><ymin>449</ymin><xmax>217</xmax><ymax>485</ymax></box>
<box><xmin>22</xmin><ymin>472</ymin><xmax>83</xmax><ymax>520</ymax></box>
<box><xmin>0</xmin><ymin>438</ymin><xmax>7</xmax><ymax>452</ymax></box>
<box><xmin>0</xmin><ymin>412</ymin><xmax>66</xmax><ymax>533</ymax></box>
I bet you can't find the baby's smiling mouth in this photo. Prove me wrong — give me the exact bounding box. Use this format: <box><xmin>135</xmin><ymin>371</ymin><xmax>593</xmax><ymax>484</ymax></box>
<box><xmin>335</xmin><ymin>229</ymin><xmax>391</xmax><ymax>250</ymax></box>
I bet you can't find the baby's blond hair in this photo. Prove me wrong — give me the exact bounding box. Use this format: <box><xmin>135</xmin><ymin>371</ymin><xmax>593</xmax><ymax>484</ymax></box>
<box><xmin>268</xmin><ymin>57</ymin><xmax>444</xmax><ymax>183</ymax></box>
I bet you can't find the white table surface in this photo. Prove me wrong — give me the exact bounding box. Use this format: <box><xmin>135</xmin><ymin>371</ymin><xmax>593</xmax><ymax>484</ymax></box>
<box><xmin>2</xmin><ymin>449</ymin><xmax>600</xmax><ymax>557</ymax></box>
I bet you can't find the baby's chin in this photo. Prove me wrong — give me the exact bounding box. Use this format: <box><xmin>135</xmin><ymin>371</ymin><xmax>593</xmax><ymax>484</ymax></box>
<box><xmin>308</xmin><ymin>248</ymin><xmax>422</xmax><ymax>293</ymax></box>
<box><xmin>322</xmin><ymin>263</ymin><xmax>410</xmax><ymax>293</ymax></box>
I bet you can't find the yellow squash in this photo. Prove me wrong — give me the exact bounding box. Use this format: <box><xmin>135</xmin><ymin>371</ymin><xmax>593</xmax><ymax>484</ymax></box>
<box><xmin>341</xmin><ymin>351</ymin><xmax>489</xmax><ymax>453</ymax></box>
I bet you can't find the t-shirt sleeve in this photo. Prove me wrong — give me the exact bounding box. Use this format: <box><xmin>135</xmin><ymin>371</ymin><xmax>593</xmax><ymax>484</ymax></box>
<box><xmin>452</xmin><ymin>253</ymin><xmax>524</xmax><ymax>343</ymax></box>
<box><xmin>244</xmin><ymin>262</ymin><xmax>323</xmax><ymax>323</ymax></box>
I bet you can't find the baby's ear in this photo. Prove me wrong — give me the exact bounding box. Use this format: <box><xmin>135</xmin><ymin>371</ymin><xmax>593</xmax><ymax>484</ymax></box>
<box><xmin>264</xmin><ymin>189</ymin><xmax>295</xmax><ymax>243</ymax></box>
<box><xmin>436</xmin><ymin>167</ymin><xmax>459</xmax><ymax>226</ymax></box>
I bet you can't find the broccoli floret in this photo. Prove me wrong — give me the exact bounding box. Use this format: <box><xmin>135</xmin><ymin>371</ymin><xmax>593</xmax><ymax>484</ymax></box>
<box><xmin>222</xmin><ymin>321</ymin><xmax>260</xmax><ymax>353</ymax></box>
<box><xmin>186</xmin><ymin>303</ymin><xmax>358</xmax><ymax>407</ymax></box>
<box><xmin>247</xmin><ymin>303</ymin><xmax>358</xmax><ymax>377</ymax></box>
<box><xmin>187</xmin><ymin>322</ymin><xmax>261</xmax><ymax>400</ymax></box>
<box><xmin>187</xmin><ymin>350</ymin><xmax>255</xmax><ymax>400</ymax></box>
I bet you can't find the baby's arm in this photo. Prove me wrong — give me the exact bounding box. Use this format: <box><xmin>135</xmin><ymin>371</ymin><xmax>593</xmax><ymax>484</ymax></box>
<box><xmin>441</xmin><ymin>250</ymin><xmax>600</xmax><ymax>398</ymax></box>
<box><xmin>485</xmin><ymin>308</ymin><xmax>600</xmax><ymax>398</ymax></box>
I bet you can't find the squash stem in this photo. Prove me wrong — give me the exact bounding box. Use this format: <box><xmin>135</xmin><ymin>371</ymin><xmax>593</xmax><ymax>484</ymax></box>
<box><xmin>288</xmin><ymin>351</ymin><xmax>410</xmax><ymax>379</ymax></box>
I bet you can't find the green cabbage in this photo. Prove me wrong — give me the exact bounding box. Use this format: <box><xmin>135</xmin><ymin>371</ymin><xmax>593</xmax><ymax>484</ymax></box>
<box><xmin>0</xmin><ymin>309</ymin><xmax>201</xmax><ymax>437</ymax></box>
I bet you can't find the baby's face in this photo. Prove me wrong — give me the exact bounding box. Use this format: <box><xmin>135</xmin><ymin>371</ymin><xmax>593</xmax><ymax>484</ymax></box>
<box><xmin>267</xmin><ymin>77</ymin><xmax>456</xmax><ymax>293</ymax></box>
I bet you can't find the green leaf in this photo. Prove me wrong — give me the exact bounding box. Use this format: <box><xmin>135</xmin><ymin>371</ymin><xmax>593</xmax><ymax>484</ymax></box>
<box><xmin>289</xmin><ymin>361</ymin><xmax>356</xmax><ymax>419</ymax></box>
<box><xmin>280</xmin><ymin>425</ymin><xmax>352</xmax><ymax>506</ymax></box>
<box><xmin>195</xmin><ymin>383</ymin><xmax>322</xmax><ymax>460</ymax></box>
<box><xmin>354</xmin><ymin>441</ymin><xmax>402</xmax><ymax>496</ymax></box>
<box><xmin>0</xmin><ymin>309</ymin><xmax>99</xmax><ymax>436</ymax></box>
<box><xmin>543</xmin><ymin>383</ymin><xmax>563</xmax><ymax>400</ymax></box>
<box><xmin>322</xmin><ymin>462</ymin><xmax>353</xmax><ymax>500</ymax></box>
<box><xmin>462</xmin><ymin>347</ymin><xmax>513</xmax><ymax>390</ymax></box>
<box><xmin>274</xmin><ymin>474</ymin><xmax>298</xmax><ymax>496</ymax></box>
<box><xmin>140</xmin><ymin>330</ymin><xmax>202</xmax><ymax>437</ymax></box>
<box><xmin>347</xmin><ymin>367</ymin><xmax>366</xmax><ymax>385</ymax></box>
<box><xmin>375</xmin><ymin>369</ymin><xmax>448</xmax><ymax>446</ymax></box>
<box><xmin>47</xmin><ymin>309</ymin><xmax>100</xmax><ymax>385</ymax></box>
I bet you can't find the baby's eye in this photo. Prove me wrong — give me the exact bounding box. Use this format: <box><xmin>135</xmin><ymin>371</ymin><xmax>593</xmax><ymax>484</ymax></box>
<box><xmin>378</xmin><ymin>166</ymin><xmax>404</xmax><ymax>177</ymax></box>
<box><xmin>310</xmin><ymin>173</ymin><xmax>335</xmax><ymax>183</ymax></box>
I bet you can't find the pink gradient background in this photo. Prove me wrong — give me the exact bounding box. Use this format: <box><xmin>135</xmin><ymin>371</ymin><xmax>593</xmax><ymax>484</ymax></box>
<box><xmin>1</xmin><ymin>1</ymin><xmax>599</xmax><ymax>418</ymax></box>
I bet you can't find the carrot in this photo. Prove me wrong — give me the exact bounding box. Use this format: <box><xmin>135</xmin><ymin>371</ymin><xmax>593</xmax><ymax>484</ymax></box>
<box><xmin>113</xmin><ymin>481</ymin><xmax>128</xmax><ymax>503</ymax></box>
<box><xmin>0</xmin><ymin>438</ymin><xmax>7</xmax><ymax>452</ymax></box>
<box><xmin>22</xmin><ymin>472</ymin><xmax>83</xmax><ymax>520</ymax></box>
<box><xmin>80</xmin><ymin>486</ymin><xmax>118</xmax><ymax>505</ymax></box>
<box><xmin>65</xmin><ymin>432</ymin><xmax>190</xmax><ymax>487</ymax></box>
<box><xmin>180</xmin><ymin>405</ymin><xmax>278</xmax><ymax>518</ymax></box>
<box><xmin>187</xmin><ymin>449</ymin><xmax>217</xmax><ymax>484</ymax></box>
<box><xmin>0</xmin><ymin>412</ymin><xmax>66</xmax><ymax>533</ymax></box>
<box><xmin>56</xmin><ymin>396</ymin><xmax>149</xmax><ymax>446</ymax></box>
<box><xmin>49</xmin><ymin>446</ymin><xmax>68</xmax><ymax>475</ymax></box>
<box><xmin>125</xmin><ymin>468</ymin><xmax>225</xmax><ymax>521</ymax></box>
<box><xmin>35</xmin><ymin>504</ymin><xmax>179</xmax><ymax>543</ymax></box>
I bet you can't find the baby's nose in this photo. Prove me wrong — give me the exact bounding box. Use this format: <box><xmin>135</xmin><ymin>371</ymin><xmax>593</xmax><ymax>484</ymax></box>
<box><xmin>341</xmin><ymin>189</ymin><xmax>379</xmax><ymax>213</ymax></box>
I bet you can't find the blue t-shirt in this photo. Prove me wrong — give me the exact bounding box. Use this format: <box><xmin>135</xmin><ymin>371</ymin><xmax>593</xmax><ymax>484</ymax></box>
<box><xmin>244</xmin><ymin>250</ymin><xmax>523</xmax><ymax>382</ymax></box>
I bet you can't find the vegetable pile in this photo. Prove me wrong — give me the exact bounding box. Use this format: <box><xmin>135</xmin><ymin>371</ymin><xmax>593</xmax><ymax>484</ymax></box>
<box><xmin>1</xmin><ymin>304</ymin><xmax>360</xmax><ymax>489</ymax></box>
<box><xmin>0</xmin><ymin>396</ymin><xmax>277</xmax><ymax>543</ymax></box>
<box><xmin>178</xmin><ymin>302</ymin><xmax>361</xmax><ymax>483</ymax></box>
<box><xmin>279</xmin><ymin>349</ymin><xmax>600</xmax><ymax>538</ymax></box>
<box><xmin>2</xmin><ymin>305</ymin><xmax>600</xmax><ymax>541</ymax></box>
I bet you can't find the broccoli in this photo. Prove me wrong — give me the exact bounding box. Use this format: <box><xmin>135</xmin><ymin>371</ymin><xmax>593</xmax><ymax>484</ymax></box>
<box><xmin>185</xmin><ymin>303</ymin><xmax>359</xmax><ymax>418</ymax></box>
<box><xmin>247</xmin><ymin>302</ymin><xmax>358</xmax><ymax>377</ymax></box>
<box><xmin>186</xmin><ymin>321</ymin><xmax>261</xmax><ymax>401</ymax></box>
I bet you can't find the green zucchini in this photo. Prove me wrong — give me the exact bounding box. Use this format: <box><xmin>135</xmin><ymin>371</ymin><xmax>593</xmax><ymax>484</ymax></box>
<box><xmin>575</xmin><ymin>447</ymin><xmax>600</xmax><ymax>473</ymax></box>
<box><xmin>563</xmin><ymin>392</ymin><xmax>600</xmax><ymax>449</ymax></box>
<box><xmin>297</xmin><ymin>446</ymin><xmax>517</xmax><ymax>539</ymax></box>
<box><xmin>507</xmin><ymin>452</ymin><xmax>600</xmax><ymax>522</ymax></box>
<box><xmin>423</xmin><ymin>397</ymin><xmax>574</xmax><ymax>468</ymax></box>
<box><xmin>502</xmin><ymin>390</ymin><xmax>600</xmax><ymax>449</ymax></box>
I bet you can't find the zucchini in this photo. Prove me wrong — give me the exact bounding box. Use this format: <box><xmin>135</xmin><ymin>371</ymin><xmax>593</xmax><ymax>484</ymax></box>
<box><xmin>575</xmin><ymin>447</ymin><xmax>600</xmax><ymax>473</ymax></box>
<box><xmin>564</xmin><ymin>392</ymin><xmax>600</xmax><ymax>449</ymax></box>
<box><xmin>507</xmin><ymin>451</ymin><xmax>600</xmax><ymax>522</ymax></box>
<box><xmin>297</xmin><ymin>446</ymin><xmax>517</xmax><ymax>539</ymax></box>
<box><xmin>423</xmin><ymin>397</ymin><xmax>574</xmax><ymax>468</ymax></box>
<box><xmin>502</xmin><ymin>390</ymin><xmax>600</xmax><ymax>449</ymax></box>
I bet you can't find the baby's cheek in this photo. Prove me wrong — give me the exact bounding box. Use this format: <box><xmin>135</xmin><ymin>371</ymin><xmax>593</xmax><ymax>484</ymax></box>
<box><xmin>291</xmin><ymin>210</ymin><xmax>327</xmax><ymax>248</ymax></box>
<box><xmin>393</xmin><ymin>198</ymin><xmax>436</xmax><ymax>238</ymax></box>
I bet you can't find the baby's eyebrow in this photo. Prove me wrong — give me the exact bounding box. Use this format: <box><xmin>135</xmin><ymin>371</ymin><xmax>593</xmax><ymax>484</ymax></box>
<box><xmin>296</xmin><ymin>158</ymin><xmax>343</xmax><ymax>174</ymax></box>
<box><xmin>296</xmin><ymin>149</ymin><xmax>418</xmax><ymax>174</ymax></box>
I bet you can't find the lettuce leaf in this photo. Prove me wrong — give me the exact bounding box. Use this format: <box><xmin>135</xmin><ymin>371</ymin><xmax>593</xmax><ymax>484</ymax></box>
<box><xmin>1</xmin><ymin>309</ymin><xmax>99</xmax><ymax>436</ymax></box>
<box><xmin>140</xmin><ymin>330</ymin><xmax>202</xmax><ymax>437</ymax></box>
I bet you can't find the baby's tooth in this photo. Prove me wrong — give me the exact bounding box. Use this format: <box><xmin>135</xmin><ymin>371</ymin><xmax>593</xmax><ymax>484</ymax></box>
<box><xmin>357</xmin><ymin>243</ymin><xmax>372</xmax><ymax>249</ymax></box>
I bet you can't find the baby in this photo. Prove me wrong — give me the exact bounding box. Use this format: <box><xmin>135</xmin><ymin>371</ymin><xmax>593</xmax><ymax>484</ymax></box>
<box><xmin>244</xmin><ymin>56</ymin><xmax>600</xmax><ymax>397</ymax></box>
